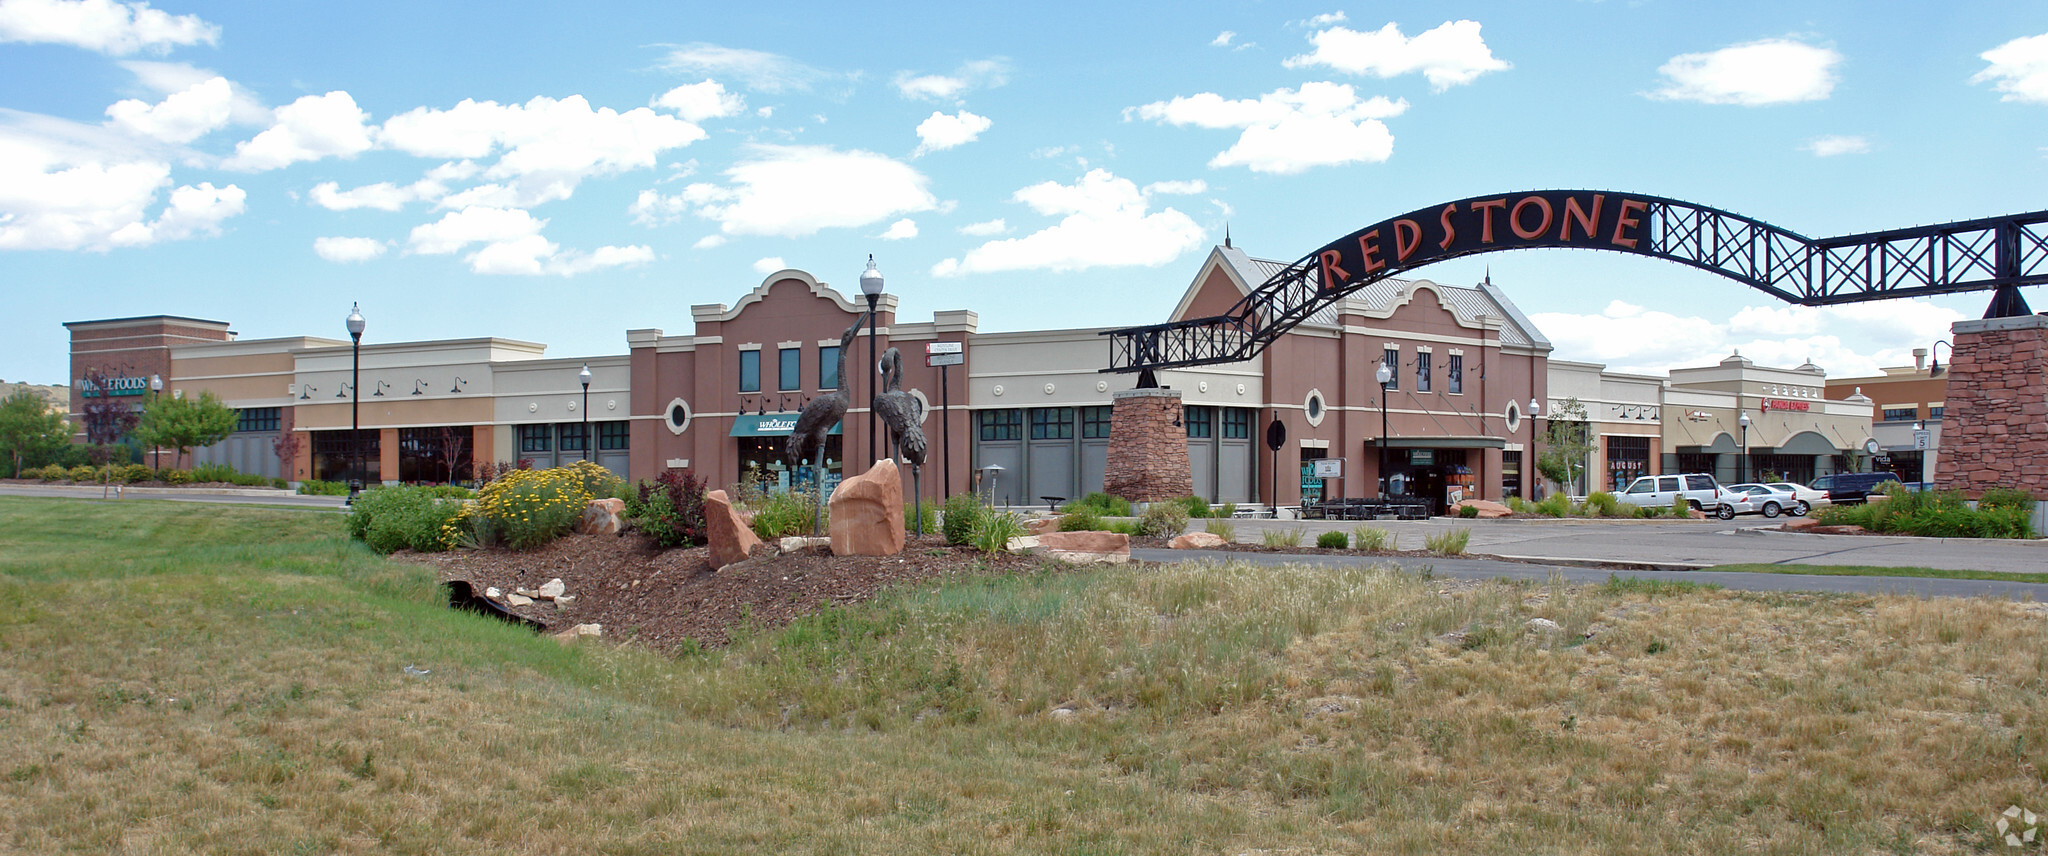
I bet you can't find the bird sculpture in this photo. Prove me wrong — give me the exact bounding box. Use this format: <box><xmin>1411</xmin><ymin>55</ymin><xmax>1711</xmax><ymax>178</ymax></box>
<box><xmin>785</xmin><ymin>308</ymin><xmax>870</xmax><ymax>534</ymax></box>
<box><xmin>872</xmin><ymin>347</ymin><xmax>930</xmax><ymax>534</ymax></box>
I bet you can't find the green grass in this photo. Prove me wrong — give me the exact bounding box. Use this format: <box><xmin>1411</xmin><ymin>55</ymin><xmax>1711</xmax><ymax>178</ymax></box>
<box><xmin>3</xmin><ymin>496</ymin><xmax>2046</xmax><ymax>854</ymax></box>
<box><xmin>1703</xmin><ymin>562</ymin><xmax>2048</xmax><ymax>585</ymax></box>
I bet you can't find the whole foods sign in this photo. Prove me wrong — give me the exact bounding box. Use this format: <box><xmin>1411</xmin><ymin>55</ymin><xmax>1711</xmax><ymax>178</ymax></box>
<box><xmin>78</xmin><ymin>375</ymin><xmax>149</xmax><ymax>397</ymax></box>
<box><xmin>1313</xmin><ymin>191</ymin><xmax>1655</xmax><ymax>295</ymax></box>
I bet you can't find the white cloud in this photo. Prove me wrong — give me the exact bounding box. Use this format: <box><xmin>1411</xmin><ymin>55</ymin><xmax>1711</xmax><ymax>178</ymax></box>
<box><xmin>913</xmin><ymin>109</ymin><xmax>991</xmax><ymax>156</ymax></box>
<box><xmin>652</xmin><ymin>80</ymin><xmax>745</xmax><ymax>121</ymax></box>
<box><xmin>959</xmin><ymin>218</ymin><xmax>1007</xmax><ymax>236</ymax></box>
<box><xmin>1303</xmin><ymin>11</ymin><xmax>1347</xmax><ymax>27</ymax></box>
<box><xmin>1650</xmin><ymin>38</ymin><xmax>1840</xmax><ymax>106</ymax></box>
<box><xmin>1211</xmin><ymin>31</ymin><xmax>1235</xmax><ymax>47</ymax></box>
<box><xmin>313</xmin><ymin>236</ymin><xmax>385</xmax><ymax>262</ymax></box>
<box><xmin>377</xmin><ymin>95</ymin><xmax>707</xmax><ymax>204</ymax></box>
<box><xmin>680</xmin><ymin>144</ymin><xmax>937</xmax><ymax>238</ymax></box>
<box><xmin>1533</xmin><ymin>298</ymin><xmax>1966</xmax><ymax>377</ymax></box>
<box><xmin>1973</xmin><ymin>32</ymin><xmax>2048</xmax><ymax>103</ymax></box>
<box><xmin>309</xmin><ymin>173</ymin><xmax>455</xmax><ymax>211</ymax></box>
<box><xmin>1285</xmin><ymin>20</ymin><xmax>1509</xmax><ymax>91</ymax></box>
<box><xmin>692</xmin><ymin>234</ymin><xmax>726</xmax><ymax>249</ymax></box>
<box><xmin>658</xmin><ymin>43</ymin><xmax>831</xmax><ymax>94</ymax></box>
<box><xmin>0</xmin><ymin>120</ymin><xmax>245</xmax><ymax>250</ymax></box>
<box><xmin>405</xmin><ymin>204</ymin><xmax>649</xmax><ymax>275</ymax></box>
<box><xmin>117</xmin><ymin>61</ymin><xmax>269</xmax><ymax>124</ymax></box>
<box><xmin>1804</xmin><ymin>135</ymin><xmax>1869</xmax><ymax>157</ymax></box>
<box><xmin>1142</xmin><ymin>179</ymin><xmax>1207</xmax><ymax>196</ymax></box>
<box><xmin>107</xmin><ymin>179</ymin><xmax>241</xmax><ymax>245</ymax></box>
<box><xmin>224</xmin><ymin>90</ymin><xmax>374</xmax><ymax>171</ymax></box>
<box><xmin>628</xmin><ymin>188</ymin><xmax>687</xmax><ymax>226</ymax></box>
<box><xmin>879</xmin><ymin>218</ymin><xmax>917</xmax><ymax>240</ymax></box>
<box><xmin>1133</xmin><ymin>82</ymin><xmax>1407</xmax><ymax>174</ymax></box>
<box><xmin>0</xmin><ymin>0</ymin><xmax>217</xmax><ymax>55</ymax></box>
<box><xmin>103</xmin><ymin>75</ymin><xmax>230</xmax><ymax>143</ymax></box>
<box><xmin>893</xmin><ymin>59</ymin><xmax>1009</xmax><ymax>102</ymax></box>
<box><xmin>930</xmin><ymin>169</ymin><xmax>1205</xmax><ymax>277</ymax></box>
<box><xmin>752</xmin><ymin>256</ymin><xmax>785</xmax><ymax>273</ymax></box>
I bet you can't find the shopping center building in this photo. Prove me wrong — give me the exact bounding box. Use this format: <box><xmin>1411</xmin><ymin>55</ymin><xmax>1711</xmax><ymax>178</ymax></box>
<box><xmin>64</xmin><ymin>242</ymin><xmax>1880</xmax><ymax>509</ymax></box>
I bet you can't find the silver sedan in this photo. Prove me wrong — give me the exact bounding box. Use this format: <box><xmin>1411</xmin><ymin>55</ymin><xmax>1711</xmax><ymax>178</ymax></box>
<box><xmin>1725</xmin><ymin>483</ymin><xmax>1802</xmax><ymax>518</ymax></box>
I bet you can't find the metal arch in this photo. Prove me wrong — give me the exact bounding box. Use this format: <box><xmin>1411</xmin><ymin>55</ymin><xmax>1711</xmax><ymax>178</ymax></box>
<box><xmin>1103</xmin><ymin>190</ymin><xmax>2048</xmax><ymax>374</ymax></box>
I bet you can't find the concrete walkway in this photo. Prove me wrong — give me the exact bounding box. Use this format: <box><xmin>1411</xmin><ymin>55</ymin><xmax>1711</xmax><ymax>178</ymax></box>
<box><xmin>0</xmin><ymin>483</ymin><xmax>346</xmax><ymax>509</ymax></box>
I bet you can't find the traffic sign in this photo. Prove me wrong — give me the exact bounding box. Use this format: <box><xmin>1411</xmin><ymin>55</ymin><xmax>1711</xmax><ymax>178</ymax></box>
<box><xmin>925</xmin><ymin>352</ymin><xmax>963</xmax><ymax>367</ymax></box>
<box><xmin>926</xmin><ymin>341</ymin><xmax>962</xmax><ymax>354</ymax></box>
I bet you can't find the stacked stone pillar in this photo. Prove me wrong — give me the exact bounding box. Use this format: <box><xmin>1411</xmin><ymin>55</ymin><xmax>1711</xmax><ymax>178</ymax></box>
<box><xmin>1937</xmin><ymin>315</ymin><xmax>2048</xmax><ymax>499</ymax></box>
<box><xmin>1103</xmin><ymin>388</ymin><xmax>1193</xmax><ymax>502</ymax></box>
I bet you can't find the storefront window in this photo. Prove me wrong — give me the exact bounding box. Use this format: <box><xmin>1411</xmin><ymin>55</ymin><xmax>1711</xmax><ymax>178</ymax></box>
<box><xmin>1415</xmin><ymin>351</ymin><xmax>1431</xmax><ymax>392</ymax></box>
<box><xmin>518</xmin><ymin>424</ymin><xmax>551</xmax><ymax>453</ymax></box>
<box><xmin>399</xmin><ymin>426</ymin><xmax>472</xmax><ymax>484</ymax></box>
<box><xmin>979</xmin><ymin>409</ymin><xmax>1022</xmax><ymax>441</ymax></box>
<box><xmin>1029</xmin><ymin>407</ymin><xmax>1073</xmax><ymax>440</ymax></box>
<box><xmin>1381</xmin><ymin>347</ymin><xmax>1399</xmax><ymax>390</ymax></box>
<box><xmin>598</xmin><ymin>421</ymin><xmax>629</xmax><ymax>450</ymax></box>
<box><xmin>779</xmin><ymin>348</ymin><xmax>800</xmax><ymax>391</ymax></box>
<box><xmin>819</xmin><ymin>346</ymin><xmax>840</xmax><ymax>389</ymax></box>
<box><xmin>1221</xmin><ymin>408</ymin><xmax>1249</xmax><ymax>439</ymax></box>
<box><xmin>1607</xmin><ymin>435</ymin><xmax>1651</xmax><ymax>493</ymax></box>
<box><xmin>738</xmin><ymin>350</ymin><xmax>760</xmax><ymax>393</ymax></box>
<box><xmin>1081</xmin><ymin>406</ymin><xmax>1113</xmax><ymax>439</ymax></box>
<box><xmin>1447</xmin><ymin>354</ymin><xmax>1463</xmax><ymax>394</ymax></box>
<box><xmin>235</xmin><ymin>407</ymin><xmax>280</xmax><ymax>432</ymax></box>
<box><xmin>559</xmin><ymin>422</ymin><xmax>588</xmax><ymax>452</ymax></box>
<box><xmin>1184</xmin><ymin>406</ymin><xmax>1212</xmax><ymax>438</ymax></box>
<box><xmin>312</xmin><ymin>429</ymin><xmax>379</xmax><ymax>484</ymax></box>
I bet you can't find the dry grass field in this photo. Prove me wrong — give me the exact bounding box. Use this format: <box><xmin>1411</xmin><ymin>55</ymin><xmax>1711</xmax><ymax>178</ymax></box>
<box><xmin>1</xmin><ymin>497</ymin><xmax>2044</xmax><ymax>854</ymax></box>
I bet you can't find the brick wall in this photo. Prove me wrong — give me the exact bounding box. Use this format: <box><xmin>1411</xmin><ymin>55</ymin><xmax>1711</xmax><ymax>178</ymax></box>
<box><xmin>1939</xmin><ymin>315</ymin><xmax>2048</xmax><ymax>499</ymax></box>
<box><xmin>1103</xmin><ymin>388</ymin><xmax>1193</xmax><ymax>501</ymax></box>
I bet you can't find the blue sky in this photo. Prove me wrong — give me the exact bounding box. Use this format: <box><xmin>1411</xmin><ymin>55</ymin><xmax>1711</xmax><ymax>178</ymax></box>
<box><xmin>3</xmin><ymin>0</ymin><xmax>2045</xmax><ymax>386</ymax></box>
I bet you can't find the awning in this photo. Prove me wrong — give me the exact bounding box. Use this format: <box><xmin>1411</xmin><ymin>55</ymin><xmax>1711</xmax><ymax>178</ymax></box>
<box><xmin>1376</xmin><ymin>436</ymin><xmax>1507</xmax><ymax>450</ymax></box>
<box><xmin>730</xmin><ymin>414</ymin><xmax>840</xmax><ymax>437</ymax></box>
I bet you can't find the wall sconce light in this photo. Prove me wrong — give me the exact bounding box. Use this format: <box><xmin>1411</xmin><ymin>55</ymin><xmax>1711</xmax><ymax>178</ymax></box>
<box><xmin>450</xmin><ymin>377</ymin><xmax>467</xmax><ymax>394</ymax></box>
<box><xmin>300</xmin><ymin>385</ymin><xmax>315</xmax><ymax>400</ymax></box>
<box><xmin>412</xmin><ymin>379</ymin><xmax>427</xmax><ymax>395</ymax></box>
<box><xmin>373</xmin><ymin>380</ymin><xmax>390</xmax><ymax>397</ymax></box>
<box><xmin>335</xmin><ymin>382</ymin><xmax>352</xmax><ymax>399</ymax></box>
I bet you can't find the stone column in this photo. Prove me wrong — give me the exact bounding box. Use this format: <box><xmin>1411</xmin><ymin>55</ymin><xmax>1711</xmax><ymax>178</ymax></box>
<box><xmin>1103</xmin><ymin>388</ymin><xmax>1193</xmax><ymax>502</ymax></box>
<box><xmin>1938</xmin><ymin>315</ymin><xmax>2048</xmax><ymax>499</ymax></box>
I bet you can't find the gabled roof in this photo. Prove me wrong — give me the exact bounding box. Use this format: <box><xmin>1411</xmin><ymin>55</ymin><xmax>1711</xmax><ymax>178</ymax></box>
<box><xmin>1171</xmin><ymin>245</ymin><xmax>1551</xmax><ymax>350</ymax></box>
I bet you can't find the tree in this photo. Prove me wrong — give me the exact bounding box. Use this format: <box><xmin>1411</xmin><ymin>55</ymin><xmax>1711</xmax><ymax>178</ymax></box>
<box><xmin>78</xmin><ymin>368</ymin><xmax>140</xmax><ymax>495</ymax></box>
<box><xmin>272</xmin><ymin>430</ymin><xmax>303</xmax><ymax>482</ymax></box>
<box><xmin>0</xmin><ymin>390</ymin><xmax>69</xmax><ymax>478</ymax></box>
<box><xmin>134</xmin><ymin>390</ymin><xmax>239</xmax><ymax>469</ymax></box>
<box><xmin>1537</xmin><ymin>396</ymin><xmax>1594</xmax><ymax>496</ymax></box>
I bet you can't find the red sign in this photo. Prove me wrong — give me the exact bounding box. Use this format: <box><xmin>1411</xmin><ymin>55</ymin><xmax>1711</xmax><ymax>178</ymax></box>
<box><xmin>1761</xmin><ymin>399</ymin><xmax>1809</xmax><ymax>412</ymax></box>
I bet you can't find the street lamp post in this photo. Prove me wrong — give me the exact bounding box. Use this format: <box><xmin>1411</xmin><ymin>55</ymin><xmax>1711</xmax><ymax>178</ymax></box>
<box><xmin>859</xmin><ymin>256</ymin><xmax>884</xmax><ymax>470</ymax></box>
<box><xmin>148</xmin><ymin>374</ymin><xmax>163</xmax><ymax>469</ymax></box>
<box><xmin>1738</xmin><ymin>411</ymin><xmax>1752</xmax><ymax>485</ymax></box>
<box><xmin>578</xmin><ymin>364</ymin><xmax>592</xmax><ymax>463</ymax></box>
<box><xmin>1375</xmin><ymin>360</ymin><xmax>1392</xmax><ymax>498</ymax></box>
<box><xmin>347</xmin><ymin>303</ymin><xmax>365</xmax><ymax>505</ymax></box>
<box><xmin>1528</xmin><ymin>397</ymin><xmax>1542</xmax><ymax>500</ymax></box>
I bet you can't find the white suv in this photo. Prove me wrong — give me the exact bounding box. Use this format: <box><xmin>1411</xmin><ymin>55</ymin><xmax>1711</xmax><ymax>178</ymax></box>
<box><xmin>1617</xmin><ymin>473</ymin><xmax>1733</xmax><ymax>519</ymax></box>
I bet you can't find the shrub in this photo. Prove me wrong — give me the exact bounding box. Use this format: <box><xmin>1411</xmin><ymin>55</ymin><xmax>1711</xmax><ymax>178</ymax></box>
<box><xmin>345</xmin><ymin>486</ymin><xmax>464</xmax><ymax>554</ymax></box>
<box><xmin>470</xmin><ymin>466</ymin><xmax>594</xmax><ymax>550</ymax></box>
<box><xmin>1533</xmin><ymin>493</ymin><xmax>1574</xmax><ymax>518</ymax></box>
<box><xmin>905</xmin><ymin>498</ymin><xmax>941</xmax><ymax>535</ymax></box>
<box><xmin>68</xmin><ymin>465</ymin><xmax>97</xmax><ymax>483</ymax></box>
<box><xmin>1584</xmin><ymin>491</ymin><xmax>1622</xmax><ymax>518</ymax></box>
<box><xmin>1261</xmin><ymin>528</ymin><xmax>1306</xmax><ymax>548</ymax></box>
<box><xmin>628</xmin><ymin>469</ymin><xmax>709</xmax><ymax>548</ymax></box>
<box><xmin>969</xmin><ymin>509</ymin><xmax>1025</xmax><ymax>555</ymax></box>
<box><xmin>1218</xmin><ymin>502</ymin><xmax>1237</xmax><ymax>518</ymax></box>
<box><xmin>1505</xmin><ymin>496</ymin><xmax>1536</xmax><ymax>515</ymax></box>
<box><xmin>1351</xmin><ymin>525</ymin><xmax>1394</xmax><ymax>551</ymax></box>
<box><xmin>749</xmin><ymin>490</ymin><xmax>825</xmax><ymax>540</ymax></box>
<box><xmin>1424</xmin><ymin>527</ymin><xmax>1471</xmax><ymax>555</ymax></box>
<box><xmin>115</xmin><ymin>463</ymin><xmax>151</xmax><ymax>483</ymax></box>
<box><xmin>1202</xmin><ymin>518</ymin><xmax>1235</xmax><ymax>541</ymax></box>
<box><xmin>189</xmin><ymin>462</ymin><xmax>238</xmax><ymax>484</ymax></box>
<box><xmin>1059</xmin><ymin>507</ymin><xmax>1105</xmax><ymax>531</ymax></box>
<box><xmin>1979</xmin><ymin>487</ymin><xmax>2038</xmax><ymax>512</ymax></box>
<box><xmin>1138</xmin><ymin>501</ymin><xmax>1191</xmax><ymax>538</ymax></box>
<box><xmin>941</xmin><ymin>493</ymin><xmax>985</xmax><ymax>545</ymax></box>
<box><xmin>1061</xmin><ymin>492</ymin><xmax>1132</xmax><ymax>518</ymax></box>
<box><xmin>1458</xmin><ymin>504</ymin><xmax>1479</xmax><ymax>518</ymax></box>
<box><xmin>1669</xmin><ymin>495</ymin><xmax>1691</xmax><ymax>518</ymax></box>
<box><xmin>422</xmin><ymin>484</ymin><xmax>475</xmax><ymax>500</ymax></box>
<box><xmin>1315</xmin><ymin>530</ymin><xmax>1350</xmax><ymax>549</ymax></box>
<box><xmin>297</xmin><ymin>479</ymin><xmax>350</xmax><ymax>496</ymax></box>
<box><xmin>1177</xmin><ymin>495</ymin><xmax>1213</xmax><ymax>519</ymax></box>
<box><xmin>163</xmin><ymin>469</ymin><xmax>192</xmax><ymax>485</ymax></box>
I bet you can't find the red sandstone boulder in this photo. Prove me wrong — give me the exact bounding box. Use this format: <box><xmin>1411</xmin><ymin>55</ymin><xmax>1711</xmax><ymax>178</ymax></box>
<box><xmin>576</xmin><ymin>497</ymin><xmax>626</xmax><ymax>535</ymax></box>
<box><xmin>1779</xmin><ymin>517</ymin><xmax>1819</xmax><ymax>530</ymax></box>
<box><xmin>1169</xmin><ymin>532</ymin><xmax>1228</xmax><ymax>549</ymax></box>
<box><xmin>1450</xmin><ymin>499</ymin><xmax>1511</xmax><ymax>519</ymax></box>
<box><xmin>704</xmin><ymin>489</ymin><xmax>762</xmax><ymax>570</ymax></box>
<box><xmin>1035</xmin><ymin>530</ymin><xmax>1130</xmax><ymax>564</ymax></box>
<box><xmin>830</xmin><ymin>459</ymin><xmax>906</xmax><ymax>556</ymax></box>
<box><xmin>1026</xmin><ymin>517</ymin><xmax>1061</xmax><ymax>536</ymax></box>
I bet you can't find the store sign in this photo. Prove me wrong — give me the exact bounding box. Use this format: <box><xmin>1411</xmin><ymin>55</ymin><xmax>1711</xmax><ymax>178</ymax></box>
<box><xmin>729</xmin><ymin>414</ymin><xmax>840</xmax><ymax>437</ymax></box>
<box><xmin>1761</xmin><ymin>399</ymin><xmax>1809</xmax><ymax>412</ymax></box>
<box><xmin>1312</xmin><ymin>458</ymin><xmax>1343</xmax><ymax>478</ymax></box>
<box><xmin>925</xmin><ymin>352</ymin><xmax>963</xmax><ymax>367</ymax></box>
<box><xmin>1409</xmin><ymin>449</ymin><xmax>1435</xmax><ymax>465</ymax></box>
<box><xmin>78</xmin><ymin>375</ymin><xmax>149</xmax><ymax>397</ymax></box>
<box><xmin>1313</xmin><ymin>191</ymin><xmax>1655</xmax><ymax>296</ymax></box>
<box><xmin>925</xmin><ymin>341</ymin><xmax>963</xmax><ymax>355</ymax></box>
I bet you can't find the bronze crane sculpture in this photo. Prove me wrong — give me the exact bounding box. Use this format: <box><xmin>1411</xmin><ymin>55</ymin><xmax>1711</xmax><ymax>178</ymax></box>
<box><xmin>785</xmin><ymin>308</ymin><xmax>870</xmax><ymax>535</ymax></box>
<box><xmin>873</xmin><ymin>347</ymin><xmax>929</xmax><ymax>534</ymax></box>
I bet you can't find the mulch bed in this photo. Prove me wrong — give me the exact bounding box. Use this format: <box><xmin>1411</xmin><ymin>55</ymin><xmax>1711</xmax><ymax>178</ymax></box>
<box><xmin>393</xmin><ymin>532</ymin><xmax>1055</xmax><ymax>653</ymax></box>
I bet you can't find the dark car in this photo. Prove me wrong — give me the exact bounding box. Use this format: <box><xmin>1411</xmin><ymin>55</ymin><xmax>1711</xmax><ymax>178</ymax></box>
<box><xmin>1807</xmin><ymin>471</ymin><xmax>1902</xmax><ymax>505</ymax></box>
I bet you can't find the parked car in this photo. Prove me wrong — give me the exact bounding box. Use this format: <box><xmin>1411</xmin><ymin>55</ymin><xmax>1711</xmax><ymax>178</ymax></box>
<box><xmin>1764</xmin><ymin>482</ymin><xmax>1831</xmax><ymax>516</ymax></box>
<box><xmin>1617</xmin><ymin>473</ymin><xmax>1733</xmax><ymax>518</ymax></box>
<box><xmin>1807</xmin><ymin>471</ymin><xmax>1902</xmax><ymax>505</ymax></box>
<box><xmin>1724</xmin><ymin>483</ymin><xmax>1800</xmax><ymax>518</ymax></box>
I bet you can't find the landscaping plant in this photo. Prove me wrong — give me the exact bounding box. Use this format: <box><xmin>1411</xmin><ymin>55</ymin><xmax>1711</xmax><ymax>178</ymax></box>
<box><xmin>1424</xmin><ymin>527</ymin><xmax>1472</xmax><ymax>555</ymax></box>
<box><xmin>344</xmin><ymin>485</ymin><xmax>465</xmax><ymax>553</ymax></box>
<box><xmin>1060</xmin><ymin>492</ymin><xmax>1133</xmax><ymax>518</ymax></box>
<box><xmin>968</xmin><ymin>508</ymin><xmax>1025</xmax><ymax>554</ymax></box>
<box><xmin>468</xmin><ymin>465</ymin><xmax>594</xmax><ymax>549</ymax></box>
<box><xmin>628</xmin><ymin>469</ymin><xmax>709</xmax><ymax>548</ymax></box>
<box><xmin>1351</xmin><ymin>525</ymin><xmax>1393</xmax><ymax>551</ymax></box>
<box><xmin>1315</xmin><ymin>530</ymin><xmax>1350</xmax><ymax>549</ymax></box>
<box><xmin>1261</xmin><ymin>527</ymin><xmax>1306</xmax><ymax>548</ymax></box>
<box><xmin>1202</xmin><ymin>518</ymin><xmax>1235</xmax><ymax>541</ymax></box>
<box><xmin>1138</xmin><ymin>501</ymin><xmax>1191</xmax><ymax>538</ymax></box>
<box><xmin>941</xmin><ymin>493</ymin><xmax>985</xmax><ymax>545</ymax></box>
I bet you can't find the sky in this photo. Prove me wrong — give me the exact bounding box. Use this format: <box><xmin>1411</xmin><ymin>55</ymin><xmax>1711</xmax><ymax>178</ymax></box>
<box><xmin>3</xmin><ymin>0</ymin><xmax>2046</xmax><ymax>387</ymax></box>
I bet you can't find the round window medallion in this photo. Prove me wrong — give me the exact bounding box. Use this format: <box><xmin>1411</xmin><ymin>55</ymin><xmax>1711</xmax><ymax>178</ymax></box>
<box><xmin>1096</xmin><ymin>380</ymin><xmax>1108</xmax><ymax>392</ymax></box>
<box><xmin>568</xmin><ymin>400</ymin><xmax>577</xmax><ymax>412</ymax></box>
<box><xmin>1303</xmin><ymin>389</ymin><xmax>1327</xmax><ymax>427</ymax></box>
<box><xmin>1504</xmin><ymin>401</ymin><xmax>1522</xmax><ymax>433</ymax></box>
<box><xmin>1236</xmin><ymin>383</ymin><xmax>1246</xmax><ymax>395</ymax></box>
<box><xmin>664</xmin><ymin>398</ymin><xmax>692</xmax><ymax>435</ymax></box>
<box><xmin>993</xmin><ymin>384</ymin><xmax>1004</xmax><ymax>396</ymax></box>
<box><xmin>607</xmin><ymin>399</ymin><xmax>617</xmax><ymax>411</ymax></box>
<box><xmin>1198</xmin><ymin>381</ymin><xmax>1209</xmax><ymax>393</ymax></box>
<box><xmin>527</xmin><ymin>402</ymin><xmax>537</xmax><ymax>413</ymax></box>
<box><xmin>1044</xmin><ymin>383</ymin><xmax>1055</xmax><ymax>395</ymax></box>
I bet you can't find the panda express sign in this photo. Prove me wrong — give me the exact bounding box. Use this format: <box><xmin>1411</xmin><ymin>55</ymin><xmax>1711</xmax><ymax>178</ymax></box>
<box><xmin>1312</xmin><ymin>191</ymin><xmax>1656</xmax><ymax>295</ymax></box>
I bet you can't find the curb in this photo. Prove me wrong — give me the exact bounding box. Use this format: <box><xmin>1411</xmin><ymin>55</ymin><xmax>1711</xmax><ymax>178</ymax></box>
<box><xmin>1750</xmin><ymin>523</ymin><xmax>2048</xmax><ymax>547</ymax></box>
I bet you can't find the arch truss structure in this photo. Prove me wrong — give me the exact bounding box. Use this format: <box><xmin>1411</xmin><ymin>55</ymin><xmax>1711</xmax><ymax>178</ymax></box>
<box><xmin>1103</xmin><ymin>190</ymin><xmax>2048</xmax><ymax>376</ymax></box>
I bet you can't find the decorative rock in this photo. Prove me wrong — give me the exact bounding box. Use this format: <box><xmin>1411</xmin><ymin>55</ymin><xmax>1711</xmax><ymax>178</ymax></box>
<box><xmin>1035</xmin><ymin>530</ymin><xmax>1130</xmax><ymax>564</ymax></box>
<box><xmin>577</xmin><ymin>498</ymin><xmax>626</xmax><ymax>535</ymax></box>
<box><xmin>1169</xmin><ymin>532</ymin><xmax>1228</xmax><ymax>549</ymax></box>
<box><xmin>515</xmin><ymin>587</ymin><xmax>537</xmax><ymax>598</ymax></box>
<box><xmin>1005</xmin><ymin>535</ymin><xmax>1040</xmax><ymax>554</ymax></box>
<box><xmin>537</xmin><ymin>578</ymin><xmax>566</xmax><ymax>599</ymax></box>
<box><xmin>554</xmin><ymin>595</ymin><xmax>575</xmax><ymax>607</ymax></box>
<box><xmin>1451</xmin><ymin>499</ymin><xmax>1512</xmax><ymax>519</ymax></box>
<box><xmin>1779</xmin><ymin>517</ymin><xmax>1819</xmax><ymax>530</ymax></box>
<box><xmin>552</xmin><ymin>623</ymin><xmax>602</xmax><ymax>644</ymax></box>
<box><xmin>829</xmin><ymin>459</ymin><xmax>905</xmax><ymax>556</ymax></box>
<box><xmin>506</xmin><ymin>593</ymin><xmax>534</xmax><ymax>607</ymax></box>
<box><xmin>1025</xmin><ymin>517</ymin><xmax>1061</xmax><ymax>536</ymax></box>
<box><xmin>484</xmin><ymin>586</ymin><xmax>502</xmax><ymax>600</ymax></box>
<box><xmin>778</xmin><ymin>536</ymin><xmax>832</xmax><ymax>553</ymax></box>
<box><xmin>705</xmin><ymin>489</ymin><xmax>764</xmax><ymax>570</ymax></box>
<box><xmin>1688</xmin><ymin>508</ymin><xmax>1708</xmax><ymax>520</ymax></box>
<box><xmin>1525</xmin><ymin>618</ymin><xmax>1562</xmax><ymax>633</ymax></box>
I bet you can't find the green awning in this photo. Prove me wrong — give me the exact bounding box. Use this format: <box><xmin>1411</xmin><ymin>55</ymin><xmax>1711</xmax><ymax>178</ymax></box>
<box><xmin>730</xmin><ymin>414</ymin><xmax>840</xmax><ymax>437</ymax></box>
<box><xmin>1378</xmin><ymin>436</ymin><xmax>1507</xmax><ymax>450</ymax></box>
